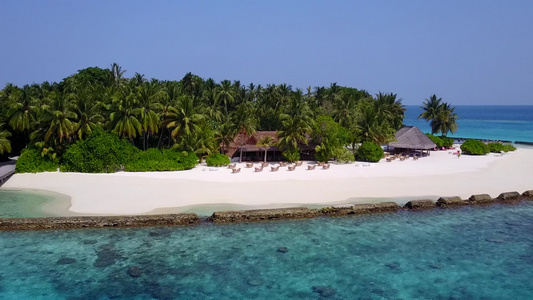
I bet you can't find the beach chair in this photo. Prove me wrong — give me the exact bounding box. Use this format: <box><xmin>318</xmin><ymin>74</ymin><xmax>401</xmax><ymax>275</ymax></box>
<box><xmin>228</xmin><ymin>164</ymin><xmax>236</xmax><ymax>169</ymax></box>
<box><xmin>261</xmin><ymin>162</ymin><xmax>269</xmax><ymax>168</ymax></box>
<box><xmin>288</xmin><ymin>165</ymin><xmax>296</xmax><ymax>171</ymax></box>
<box><xmin>317</xmin><ymin>161</ymin><xmax>325</xmax><ymax>166</ymax></box>
<box><xmin>271</xmin><ymin>166</ymin><xmax>279</xmax><ymax>172</ymax></box>
<box><xmin>232</xmin><ymin>168</ymin><xmax>241</xmax><ymax>173</ymax></box>
<box><xmin>413</xmin><ymin>155</ymin><xmax>419</xmax><ymax>161</ymax></box>
<box><xmin>295</xmin><ymin>161</ymin><xmax>303</xmax><ymax>167</ymax></box>
<box><xmin>307</xmin><ymin>165</ymin><xmax>316</xmax><ymax>170</ymax></box>
<box><xmin>245</xmin><ymin>163</ymin><xmax>254</xmax><ymax>168</ymax></box>
<box><xmin>386</xmin><ymin>157</ymin><xmax>393</xmax><ymax>162</ymax></box>
<box><xmin>280</xmin><ymin>162</ymin><xmax>288</xmax><ymax>167</ymax></box>
<box><xmin>254</xmin><ymin>166</ymin><xmax>263</xmax><ymax>172</ymax></box>
<box><xmin>322</xmin><ymin>164</ymin><xmax>330</xmax><ymax>170</ymax></box>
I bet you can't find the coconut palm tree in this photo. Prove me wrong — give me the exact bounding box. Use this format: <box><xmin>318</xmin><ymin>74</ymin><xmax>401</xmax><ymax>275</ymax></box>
<box><xmin>110</xmin><ymin>63</ymin><xmax>126</xmax><ymax>89</ymax></box>
<box><xmin>232</xmin><ymin>101</ymin><xmax>257</xmax><ymax>162</ymax></box>
<box><xmin>136</xmin><ymin>81</ymin><xmax>164</xmax><ymax>150</ymax></box>
<box><xmin>257</xmin><ymin>136</ymin><xmax>274</xmax><ymax>162</ymax></box>
<box><xmin>215</xmin><ymin>119</ymin><xmax>237</xmax><ymax>154</ymax></box>
<box><xmin>166</xmin><ymin>95</ymin><xmax>204</xmax><ymax>145</ymax></box>
<box><xmin>216</xmin><ymin>80</ymin><xmax>235</xmax><ymax>118</ymax></box>
<box><xmin>354</xmin><ymin>100</ymin><xmax>396</xmax><ymax>145</ymax></box>
<box><xmin>436</xmin><ymin>102</ymin><xmax>459</xmax><ymax>136</ymax></box>
<box><xmin>109</xmin><ymin>87</ymin><xmax>142</xmax><ymax>141</ymax></box>
<box><xmin>418</xmin><ymin>94</ymin><xmax>443</xmax><ymax>134</ymax></box>
<box><xmin>0</xmin><ymin>128</ymin><xmax>11</xmax><ymax>155</ymax></box>
<box><xmin>375</xmin><ymin>92</ymin><xmax>406</xmax><ymax>130</ymax></box>
<box><xmin>7</xmin><ymin>86</ymin><xmax>38</xmax><ymax>134</ymax></box>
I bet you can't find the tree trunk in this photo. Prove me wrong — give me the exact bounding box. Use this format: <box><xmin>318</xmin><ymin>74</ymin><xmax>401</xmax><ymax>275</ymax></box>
<box><xmin>264</xmin><ymin>148</ymin><xmax>267</xmax><ymax>162</ymax></box>
<box><xmin>239</xmin><ymin>144</ymin><xmax>243</xmax><ymax>163</ymax></box>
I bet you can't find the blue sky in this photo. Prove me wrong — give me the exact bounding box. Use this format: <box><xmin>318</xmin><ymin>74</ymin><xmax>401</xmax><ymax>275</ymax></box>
<box><xmin>1</xmin><ymin>1</ymin><xmax>532</xmax><ymax>105</ymax></box>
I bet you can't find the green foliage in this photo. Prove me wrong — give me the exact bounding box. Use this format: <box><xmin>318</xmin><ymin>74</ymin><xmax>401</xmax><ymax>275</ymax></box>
<box><xmin>312</xmin><ymin>115</ymin><xmax>346</xmax><ymax>162</ymax></box>
<box><xmin>205</xmin><ymin>153</ymin><xmax>230</xmax><ymax>167</ymax></box>
<box><xmin>15</xmin><ymin>148</ymin><xmax>58</xmax><ymax>173</ymax></box>
<box><xmin>282</xmin><ymin>149</ymin><xmax>300</xmax><ymax>162</ymax></box>
<box><xmin>426</xmin><ymin>134</ymin><xmax>443</xmax><ymax>147</ymax></box>
<box><xmin>488</xmin><ymin>142</ymin><xmax>504</xmax><ymax>153</ymax></box>
<box><xmin>334</xmin><ymin>147</ymin><xmax>355</xmax><ymax>164</ymax></box>
<box><xmin>460</xmin><ymin>140</ymin><xmax>489</xmax><ymax>155</ymax></box>
<box><xmin>61</xmin><ymin>130</ymin><xmax>138</xmax><ymax>173</ymax></box>
<box><xmin>441</xmin><ymin>136</ymin><xmax>453</xmax><ymax>147</ymax></box>
<box><xmin>502</xmin><ymin>144</ymin><xmax>516</xmax><ymax>152</ymax></box>
<box><xmin>125</xmin><ymin>149</ymin><xmax>198</xmax><ymax>171</ymax></box>
<box><xmin>356</xmin><ymin>141</ymin><xmax>384</xmax><ymax>162</ymax></box>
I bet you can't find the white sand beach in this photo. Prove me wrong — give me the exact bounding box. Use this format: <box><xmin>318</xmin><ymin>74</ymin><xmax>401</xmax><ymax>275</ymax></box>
<box><xmin>3</xmin><ymin>146</ymin><xmax>533</xmax><ymax>215</ymax></box>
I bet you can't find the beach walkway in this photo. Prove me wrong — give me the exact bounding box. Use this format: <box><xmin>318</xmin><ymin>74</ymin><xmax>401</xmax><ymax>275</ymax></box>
<box><xmin>0</xmin><ymin>160</ymin><xmax>16</xmax><ymax>186</ymax></box>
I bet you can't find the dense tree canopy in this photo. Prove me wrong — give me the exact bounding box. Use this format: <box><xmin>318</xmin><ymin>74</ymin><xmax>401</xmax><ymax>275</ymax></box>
<box><xmin>0</xmin><ymin>64</ymin><xmax>418</xmax><ymax>163</ymax></box>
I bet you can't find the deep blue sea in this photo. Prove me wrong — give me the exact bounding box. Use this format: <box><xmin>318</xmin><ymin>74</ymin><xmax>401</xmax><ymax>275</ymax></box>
<box><xmin>404</xmin><ymin>105</ymin><xmax>533</xmax><ymax>142</ymax></box>
<box><xmin>0</xmin><ymin>202</ymin><xmax>532</xmax><ymax>299</ymax></box>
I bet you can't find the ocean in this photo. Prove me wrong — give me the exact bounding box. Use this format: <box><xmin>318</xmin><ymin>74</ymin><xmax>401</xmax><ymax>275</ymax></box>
<box><xmin>0</xmin><ymin>202</ymin><xmax>532</xmax><ymax>299</ymax></box>
<box><xmin>0</xmin><ymin>105</ymin><xmax>532</xmax><ymax>299</ymax></box>
<box><xmin>404</xmin><ymin>105</ymin><xmax>533</xmax><ymax>143</ymax></box>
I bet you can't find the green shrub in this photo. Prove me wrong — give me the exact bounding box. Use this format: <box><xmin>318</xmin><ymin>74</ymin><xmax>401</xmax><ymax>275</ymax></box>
<box><xmin>205</xmin><ymin>153</ymin><xmax>230</xmax><ymax>167</ymax></box>
<box><xmin>125</xmin><ymin>149</ymin><xmax>198</xmax><ymax>171</ymax></box>
<box><xmin>426</xmin><ymin>134</ymin><xmax>443</xmax><ymax>147</ymax></box>
<box><xmin>61</xmin><ymin>130</ymin><xmax>138</xmax><ymax>173</ymax></box>
<box><xmin>16</xmin><ymin>148</ymin><xmax>58</xmax><ymax>173</ymax></box>
<box><xmin>334</xmin><ymin>147</ymin><xmax>355</xmax><ymax>164</ymax></box>
<box><xmin>282</xmin><ymin>149</ymin><xmax>300</xmax><ymax>162</ymax></box>
<box><xmin>488</xmin><ymin>142</ymin><xmax>504</xmax><ymax>153</ymax></box>
<box><xmin>502</xmin><ymin>144</ymin><xmax>516</xmax><ymax>152</ymax></box>
<box><xmin>460</xmin><ymin>140</ymin><xmax>489</xmax><ymax>155</ymax></box>
<box><xmin>356</xmin><ymin>141</ymin><xmax>384</xmax><ymax>162</ymax></box>
<box><xmin>440</xmin><ymin>136</ymin><xmax>454</xmax><ymax>147</ymax></box>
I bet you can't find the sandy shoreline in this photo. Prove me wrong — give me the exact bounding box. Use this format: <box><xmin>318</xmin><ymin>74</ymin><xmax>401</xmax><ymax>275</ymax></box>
<box><xmin>3</xmin><ymin>145</ymin><xmax>533</xmax><ymax>216</ymax></box>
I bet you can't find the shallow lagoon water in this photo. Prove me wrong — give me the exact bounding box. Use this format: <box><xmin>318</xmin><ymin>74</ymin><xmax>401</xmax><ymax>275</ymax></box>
<box><xmin>0</xmin><ymin>189</ymin><xmax>73</xmax><ymax>218</ymax></box>
<box><xmin>0</xmin><ymin>202</ymin><xmax>532</xmax><ymax>299</ymax></box>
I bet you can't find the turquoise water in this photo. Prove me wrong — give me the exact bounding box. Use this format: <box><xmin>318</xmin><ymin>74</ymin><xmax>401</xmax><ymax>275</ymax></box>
<box><xmin>0</xmin><ymin>202</ymin><xmax>532</xmax><ymax>299</ymax></box>
<box><xmin>404</xmin><ymin>105</ymin><xmax>533</xmax><ymax>142</ymax></box>
<box><xmin>0</xmin><ymin>190</ymin><xmax>72</xmax><ymax>218</ymax></box>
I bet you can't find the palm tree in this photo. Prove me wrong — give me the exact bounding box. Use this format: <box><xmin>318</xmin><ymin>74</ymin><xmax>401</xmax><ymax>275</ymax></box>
<box><xmin>7</xmin><ymin>86</ymin><xmax>38</xmax><ymax>134</ymax></box>
<box><xmin>165</xmin><ymin>95</ymin><xmax>204</xmax><ymax>145</ymax></box>
<box><xmin>109</xmin><ymin>87</ymin><xmax>142</xmax><ymax>141</ymax></box>
<box><xmin>375</xmin><ymin>92</ymin><xmax>406</xmax><ymax>130</ymax></box>
<box><xmin>216</xmin><ymin>80</ymin><xmax>235</xmax><ymax>118</ymax></box>
<box><xmin>353</xmin><ymin>100</ymin><xmax>396</xmax><ymax>146</ymax></box>
<box><xmin>215</xmin><ymin>119</ymin><xmax>236</xmax><ymax>154</ymax></box>
<box><xmin>257</xmin><ymin>136</ymin><xmax>273</xmax><ymax>162</ymax></box>
<box><xmin>110</xmin><ymin>63</ymin><xmax>126</xmax><ymax>89</ymax></box>
<box><xmin>232</xmin><ymin>101</ymin><xmax>257</xmax><ymax>162</ymax></box>
<box><xmin>73</xmin><ymin>89</ymin><xmax>105</xmax><ymax>140</ymax></box>
<box><xmin>136</xmin><ymin>82</ymin><xmax>164</xmax><ymax>150</ymax></box>
<box><xmin>436</xmin><ymin>102</ymin><xmax>459</xmax><ymax>136</ymax></box>
<box><xmin>277</xmin><ymin>91</ymin><xmax>314</xmax><ymax>157</ymax></box>
<box><xmin>418</xmin><ymin>94</ymin><xmax>443</xmax><ymax>134</ymax></box>
<box><xmin>0</xmin><ymin>128</ymin><xmax>11</xmax><ymax>155</ymax></box>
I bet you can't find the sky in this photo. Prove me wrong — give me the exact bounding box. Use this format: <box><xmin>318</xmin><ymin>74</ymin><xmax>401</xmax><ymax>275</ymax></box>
<box><xmin>1</xmin><ymin>1</ymin><xmax>532</xmax><ymax>105</ymax></box>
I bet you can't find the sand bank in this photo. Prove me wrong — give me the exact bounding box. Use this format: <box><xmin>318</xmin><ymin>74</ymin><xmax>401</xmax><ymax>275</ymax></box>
<box><xmin>3</xmin><ymin>146</ymin><xmax>532</xmax><ymax>216</ymax></box>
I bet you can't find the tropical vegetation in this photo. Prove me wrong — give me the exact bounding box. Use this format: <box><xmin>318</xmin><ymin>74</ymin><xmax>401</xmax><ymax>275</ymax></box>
<box><xmin>0</xmin><ymin>63</ymin><xmax>413</xmax><ymax>170</ymax></box>
<box><xmin>418</xmin><ymin>95</ymin><xmax>458</xmax><ymax>136</ymax></box>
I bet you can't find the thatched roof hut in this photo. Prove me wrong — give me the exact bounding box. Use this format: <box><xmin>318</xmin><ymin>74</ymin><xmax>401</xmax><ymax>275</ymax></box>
<box><xmin>389</xmin><ymin>126</ymin><xmax>436</xmax><ymax>150</ymax></box>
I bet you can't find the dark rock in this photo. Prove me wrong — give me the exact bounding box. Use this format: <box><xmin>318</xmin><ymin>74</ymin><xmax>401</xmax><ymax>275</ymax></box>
<box><xmin>247</xmin><ymin>279</ymin><xmax>264</xmax><ymax>286</ymax></box>
<box><xmin>485</xmin><ymin>239</ymin><xmax>504</xmax><ymax>244</ymax></box>
<box><xmin>522</xmin><ymin>190</ymin><xmax>533</xmax><ymax>198</ymax></box>
<box><xmin>404</xmin><ymin>199</ymin><xmax>435</xmax><ymax>209</ymax></box>
<box><xmin>82</xmin><ymin>239</ymin><xmax>98</xmax><ymax>245</ymax></box>
<box><xmin>209</xmin><ymin>208</ymin><xmax>321</xmax><ymax>223</ymax></box>
<box><xmin>430</xmin><ymin>263</ymin><xmax>443</xmax><ymax>269</ymax></box>
<box><xmin>0</xmin><ymin>214</ymin><xmax>200</xmax><ymax>231</ymax></box>
<box><xmin>468</xmin><ymin>194</ymin><xmax>492</xmax><ymax>203</ymax></box>
<box><xmin>385</xmin><ymin>262</ymin><xmax>401</xmax><ymax>270</ymax></box>
<box><xmin>497</xmin><ymin>191</ymin><xmax>521</xmax><ymax>201</ymax></box>
<box><xmin>127</xmin><ymin>266</ymin><xmax>142</xmax><ymax>277</ymax></box>
<box><xmin>312</xmin><ymin>285</ymin><xmax>336</xmax><ymax>298</ymax></box>
<box><xmin>56</xmin><ymin>257</ymin><xmax>77</xmax><ymax>265</ymax></box>
<box><xmin>436</xmin><ymin>196</ymin><xmax>464</xmax><ymax>207</ymax></box>
<box><xmin>277</xmin><ymin>247</ymin><xmax>288</xmax><ymax>253</ymax></box>
<box><xmin>94</xmin><ymin>245</ymin><xmax>125</xmax><ymax>268</ymax></box>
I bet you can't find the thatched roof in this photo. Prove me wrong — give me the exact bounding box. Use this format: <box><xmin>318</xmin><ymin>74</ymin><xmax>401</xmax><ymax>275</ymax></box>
<box><xmin>389</xmin><ymin>126</ymin><xmax>436</xmax><ymax>150</ymax></box>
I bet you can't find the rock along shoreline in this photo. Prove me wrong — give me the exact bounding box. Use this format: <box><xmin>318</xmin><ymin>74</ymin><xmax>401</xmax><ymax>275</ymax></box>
<box><xmin>1</xmin><ymin>190</ymin><xmax>532</xmax><ymax>231</ymax></box>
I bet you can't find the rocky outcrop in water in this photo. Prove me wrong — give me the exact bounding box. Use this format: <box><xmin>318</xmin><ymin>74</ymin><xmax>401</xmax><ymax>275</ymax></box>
<box><xmin>208</xmin><ymin>207</ymin><xmax>320</xmax><ymax>223</ymax></box>
<box><xmin>523</xmin><ymin>190</ymin><xmax>533</xmax><ymax>198</ymax></box>
<box><xmin>468</xmin><ymin>194</ymin><xmax>493</xmax><ymax>204</ymax></box>
<box><xmin>0</xmin><ymin>214</ymin><xmax>200</xmax><ymax>231</ymax></box>
<box><xmin>404</xmin><ymin>199</ymin><xmax>435</xmax><ymax>209</ymax></box>
<box><xmin>497</xmin><ymin>191</ymin><xmax>521</xmax><ymax>201</ymax></box>
<box><xmin>436</xmin><ymin>196</ymin><xmax>465</xmax><ymax>207</ymax></box>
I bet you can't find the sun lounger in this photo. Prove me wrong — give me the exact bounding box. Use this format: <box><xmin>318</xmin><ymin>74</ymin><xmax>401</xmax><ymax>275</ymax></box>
<box><xmin>280</xmin><ymin>162</ymin><xmax>288</xmax><ymax>167</ymax></box>
<box><xmin>295</xmin><ymin>161</ymin><xmax>303</xmax><ymax>166</ymax></box>
<box><xmin>413</xmin><ymin>155</ymin><xmax>419</xmax><ymax>160</ymax></box>
<box><xmin>271</xmin><ymin>166</ymin><xmax>279</xmax><ymax>172</ymax></box>
<box><xmin>386</xmin><ymin>157</ymin><xmax>393</xmax><ymax>162</ymax></box>
<box><xmin>245</xmin><ymin>163</ymin><xmax>253</xmax><ymax>168</ymax></box>
<box><xmin>322</xmin><ymin>164</ymin><xmax>330</xmax><ymax>170</ymax></box>
<box><xmin>317</xmin><ymin>161</ymin><xmax>325</xmax><ymax>166</ymax></box>
<box><xmin>228</xmin><ymin>164</ymin><xmax>236</xmax><ymax>169</ymax></box>
<box><xmin>261</xmin><ymin>162</ymin><xmax>269</xmax><ymax>167</ymax></box>
<box><xmin>307</xmin><ymin>165</ymin><xmax>316</xmax><ymax>170</ymax></box>
<box><xmin>254</xmin><ymin>167</ymin><xmax>263</xmax><ymax>172</ymax></box>
<box><xmin>288</xmin><ymin>165</ymin><xmax>296</xmax><ymax>171</ymax></box>
<box><xmin>232</xmin><ymin>168</ymin><xmax>241</xmax><ymax>173</ymax></box>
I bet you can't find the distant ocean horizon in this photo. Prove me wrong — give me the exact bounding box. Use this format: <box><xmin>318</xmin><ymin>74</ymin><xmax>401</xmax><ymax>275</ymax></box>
<box><xmin>404</xmin><ymin>105</ymin><xmax>533</xmax><ymax>143</ymax></box>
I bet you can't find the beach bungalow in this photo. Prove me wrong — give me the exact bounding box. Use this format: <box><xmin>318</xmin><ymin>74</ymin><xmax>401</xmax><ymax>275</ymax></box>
<box><xmin>225</xmin><ymin>131</ymin><xmax>316</xmax><ymax>161</ymax></box>
<box><xmin>388</xmin><ymin>126</ymin><xmax>436</xmax><ymax>157</ymax></box>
